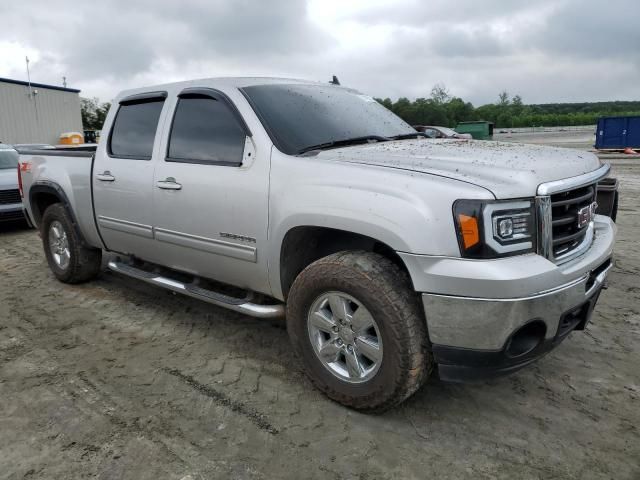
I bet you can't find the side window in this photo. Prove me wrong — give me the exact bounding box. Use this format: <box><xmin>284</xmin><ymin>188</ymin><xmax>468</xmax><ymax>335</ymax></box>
<box><xmin>109</xmin><ymin>99</ymin><xmax>165</xmax><ymax>159</ymax></box>
<box><xmin>167</xmin><ymin>95</ymin><xmax>246</xmax><ymax>166</ymax></box>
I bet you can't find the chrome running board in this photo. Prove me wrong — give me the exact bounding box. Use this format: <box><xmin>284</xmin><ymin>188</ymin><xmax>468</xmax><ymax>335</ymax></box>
<box><xmin>107</xmin><ymin>260</ymin><xmax>285</xmax><ymax>319</ymax></box>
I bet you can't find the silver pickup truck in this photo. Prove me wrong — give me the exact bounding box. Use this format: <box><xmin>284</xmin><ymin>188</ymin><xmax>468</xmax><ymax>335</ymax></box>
<box><xmin>18</xmin><ymin>77</ymin><xmax>617</xmax><ymax>411</ymax></box>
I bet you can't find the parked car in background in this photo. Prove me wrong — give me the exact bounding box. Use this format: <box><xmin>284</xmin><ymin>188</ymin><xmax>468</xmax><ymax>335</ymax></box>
<box><xmin>0</xmin><ymin>144</ymin><xmax>24</xmax><ymax>222</ymax></box>
<box><xmin>414</xmin><ymin>125</ymin><xmax>472</xmax><ymax>139</ymax></box>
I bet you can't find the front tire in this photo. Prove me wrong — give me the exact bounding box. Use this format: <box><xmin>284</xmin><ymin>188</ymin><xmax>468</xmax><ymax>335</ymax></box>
<box><xmin>41</xmin><ymin>203</ymin><xmax>102</xmax><ymax>284</ymax></box>
<box><xmin>287</xmin><ymin>251</ymin><xmax>432</xmax><ymax>412</ymax></box>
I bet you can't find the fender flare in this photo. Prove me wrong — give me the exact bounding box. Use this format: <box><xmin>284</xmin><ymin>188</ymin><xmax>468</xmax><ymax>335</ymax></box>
<box><xmin>269</xmin><ymin>215</ymin><xmax>414</xmax><ymax>300</ymax></box>
<box><xmin>29</xmin><ymin>181</ymin><xmax>90</xmax><ymax>247</ymax></box>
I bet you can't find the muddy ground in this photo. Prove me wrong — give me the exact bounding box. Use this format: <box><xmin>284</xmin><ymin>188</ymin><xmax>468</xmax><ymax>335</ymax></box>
<box><xmin>1</xmin><ymin>159</ymin><xmax>639</xmax><ymax>479</ymax></box>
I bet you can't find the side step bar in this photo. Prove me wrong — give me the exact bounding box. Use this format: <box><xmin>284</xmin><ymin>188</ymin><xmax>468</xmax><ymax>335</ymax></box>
<box><xmin>107</xmin><ymin>261</ymin><xmax>285</xmax><ymax>319</ymax></box>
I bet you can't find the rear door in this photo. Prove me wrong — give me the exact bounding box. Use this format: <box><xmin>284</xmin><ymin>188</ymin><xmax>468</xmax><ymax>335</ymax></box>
<box><xmin>151</xmin><ymin>88</ymin><xmax>271</xmax><ymax>294</ymax></box>
<box><xmin>93</xmin><ymin>92</ymin><xmax>168</xmax><ymax>257</ymax></box>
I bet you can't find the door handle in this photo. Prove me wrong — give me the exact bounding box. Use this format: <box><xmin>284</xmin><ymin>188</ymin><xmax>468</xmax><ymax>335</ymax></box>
<box><xmin>96</xmin><ymin>171</ymin><xmax>115</xmax><ymax>182</ymax></box>
<box><xmin>156</xmin><ymin>177</ymin><xmax>182</xmax><ymax>190</ymax></box>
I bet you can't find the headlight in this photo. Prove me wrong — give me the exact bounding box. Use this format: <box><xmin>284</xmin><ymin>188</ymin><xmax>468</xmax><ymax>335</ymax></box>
<box><xmin>453</xmin><ymin>199</ymin><xmax>536</xmax><ymax>258</ymax></box>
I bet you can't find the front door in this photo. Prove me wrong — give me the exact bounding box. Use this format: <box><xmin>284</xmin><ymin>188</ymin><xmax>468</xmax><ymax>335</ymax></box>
<box><xmin>93</xmin><ymin>93</ymin><xmax>167</xmax><ymax>257</ymax></box>
<box><xmin>151</xmin><ymin>89</ymin><xmax>271</xmax><ymax>295</ymax></box>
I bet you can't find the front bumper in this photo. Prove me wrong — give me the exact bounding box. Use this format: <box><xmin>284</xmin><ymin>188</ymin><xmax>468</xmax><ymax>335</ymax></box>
<box><xmin>431</xmin><ymin>276</ymin><xmax>606</xmax><ymax>382</ymax></box>
<box><xmin>399</xmin><ymin>215</ymin><xmax>616</xmax><ymax>381</ymax></box>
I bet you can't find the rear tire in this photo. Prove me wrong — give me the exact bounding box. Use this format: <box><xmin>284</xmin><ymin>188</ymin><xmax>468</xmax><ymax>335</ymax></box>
<box><xmin>287</xmin><ymin>251</ymin><xmax>432</xmax><ymax>412</ymax></box>
<box><xmin>41</xmin><ymin>203</ymin><xmax>102</xmax><ymax>284</ymax></box>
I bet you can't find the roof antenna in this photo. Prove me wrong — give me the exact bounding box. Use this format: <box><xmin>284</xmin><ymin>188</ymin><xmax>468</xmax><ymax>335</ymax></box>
<box><xmin>329</xmin><ymin>75</ymin><xmax>340</xmax><ymax>85</ymax></box>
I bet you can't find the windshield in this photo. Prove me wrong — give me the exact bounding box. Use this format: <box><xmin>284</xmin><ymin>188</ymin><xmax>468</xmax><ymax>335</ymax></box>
<box><xmin>438</xmin><ymin>127</ymin><xmax>458</xmax><ymax>136</ymax></box>
<box><xmin>241</xmin><ymin>84</ymin><xmax>416</xmax><ymax>155</ymax></box>
<box><xmin>0</xmin><ymin>148</ymin><xmax>18</xmax><ymax>169</ymax></box>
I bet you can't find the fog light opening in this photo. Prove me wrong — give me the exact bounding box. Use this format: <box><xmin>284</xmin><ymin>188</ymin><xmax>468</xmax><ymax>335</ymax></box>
<box><xmin>506</xmin><ymin>320</ymin><xmax>546</xmax><ymax>358</ymax></box>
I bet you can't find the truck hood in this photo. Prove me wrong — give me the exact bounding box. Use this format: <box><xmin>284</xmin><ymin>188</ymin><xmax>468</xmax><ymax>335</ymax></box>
<box><xmin>0</xmin><ymin>168</ymin><xmax>18</xmax><ymax>189</ymax></box>
<box><xmin>316</xmin><ymin>139</ymin><xmax>601</xmax><ymax>198</ymax></box>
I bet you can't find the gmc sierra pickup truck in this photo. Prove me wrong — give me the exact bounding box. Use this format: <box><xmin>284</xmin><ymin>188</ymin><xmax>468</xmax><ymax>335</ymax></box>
<box><xmin>18</xmin><ymin>77</ymin><xmax>617</xmax><ymax>411</ymax></box>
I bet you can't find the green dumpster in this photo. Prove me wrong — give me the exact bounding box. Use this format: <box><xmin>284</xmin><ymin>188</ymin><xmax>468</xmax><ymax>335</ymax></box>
<box><xmin>455</xmin><ymin>121</ymin><xmax>494</xmax><ymax>140</ymax></box>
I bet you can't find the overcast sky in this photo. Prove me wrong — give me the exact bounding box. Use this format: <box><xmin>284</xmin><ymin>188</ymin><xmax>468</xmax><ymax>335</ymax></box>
<box><xmin>1</xmin><ymin>0</ymin><xmax>638</xmax><ymax>105</ymax></box>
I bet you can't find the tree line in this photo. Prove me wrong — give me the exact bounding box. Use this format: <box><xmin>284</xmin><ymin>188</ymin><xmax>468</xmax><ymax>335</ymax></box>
<box><xmin>375</xmin><ymin>84</ymin><xmax>640</xmax><ymax>128</ymax></box>
<box><xmin>80</xmin><ymin>97</ymin><xmax>111</xmax><ymax>131</ymax></box>
<box><xmin>80</xmin><ymin>84</ymin><xmax>640</xmax><ymax>131</ymax></box>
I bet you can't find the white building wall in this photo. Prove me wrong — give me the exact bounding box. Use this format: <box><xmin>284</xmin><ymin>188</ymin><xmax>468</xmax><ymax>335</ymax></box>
<box><xmin>0</xmin><ymin>80</ymin><xmax>83</xmax><ymax>145</ymax></box>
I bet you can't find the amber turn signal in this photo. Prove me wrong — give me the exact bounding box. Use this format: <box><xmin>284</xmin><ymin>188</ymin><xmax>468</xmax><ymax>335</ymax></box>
<box><xmin>458</xmin><ymin>214</ymin><xmax>480</xmax><ymax>249</ymax></box>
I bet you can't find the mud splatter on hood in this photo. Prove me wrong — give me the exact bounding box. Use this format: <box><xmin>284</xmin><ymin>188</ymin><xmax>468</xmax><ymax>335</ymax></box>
<box><xmin>317</xmin><ymin>138</ymin><xmax>602</xmax><ymax>198</ymax></box>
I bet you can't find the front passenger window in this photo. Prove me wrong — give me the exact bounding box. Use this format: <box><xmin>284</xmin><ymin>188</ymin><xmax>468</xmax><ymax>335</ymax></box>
<box><xmin>167</xmin><ymin>95</ymin><xmax>246</xmax><ymax>166</ymax></box>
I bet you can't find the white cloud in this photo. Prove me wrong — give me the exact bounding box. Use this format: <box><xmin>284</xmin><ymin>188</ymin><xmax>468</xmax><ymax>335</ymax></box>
<box><xmin>0</xmin><ymin>0</ymin><xmax>638</xmax><ymax>105</ymax></box>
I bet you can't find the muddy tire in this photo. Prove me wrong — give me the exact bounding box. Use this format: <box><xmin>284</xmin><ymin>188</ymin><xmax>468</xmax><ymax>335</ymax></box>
<box><xmin>287</xmin><ymin>251</ymin><xmax>432</xmax><ymax>412</ymax></box>
<box><xmin>41</xmin><ymin>203</ymin><xmax>102</xmax><ymax>284</ymax></box>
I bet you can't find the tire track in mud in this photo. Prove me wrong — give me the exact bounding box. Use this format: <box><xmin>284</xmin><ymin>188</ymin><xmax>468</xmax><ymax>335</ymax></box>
<box><xmin>161</xmin><ymin>367</ymin><xmax>279</xmax><ymax>435</ymax></box>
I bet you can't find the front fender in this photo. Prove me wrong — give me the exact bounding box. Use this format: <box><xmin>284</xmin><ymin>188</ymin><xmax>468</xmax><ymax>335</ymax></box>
<box><xmin>267</xmin><ymin>151</ymin><xmax>493</xmax><ymax>299</ymax></box>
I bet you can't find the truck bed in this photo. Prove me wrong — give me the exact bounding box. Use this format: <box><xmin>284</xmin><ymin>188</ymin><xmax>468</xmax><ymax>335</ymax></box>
<box><xmin>18</xmin><ymin>146</ymin><xmax>103</xmax><ymax>248</ymax></box>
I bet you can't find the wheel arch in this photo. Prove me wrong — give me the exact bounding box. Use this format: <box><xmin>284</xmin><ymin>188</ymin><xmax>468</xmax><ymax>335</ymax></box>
<box><xmin>276</xmin><ymin>225</ymin><xmax>414</xmax><ymax>301</ymax></box>
<box><xmin>29</xmin><ymin>182</ymin><xmax>88</xmax><ymax>246</ymax></box>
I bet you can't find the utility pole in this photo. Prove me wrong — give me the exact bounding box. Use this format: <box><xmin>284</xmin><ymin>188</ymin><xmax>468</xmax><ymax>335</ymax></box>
<box><xmin>63</xmin><ymin>76</ymin><xmax>67</xmax><ymax>88</ymax></box>
<box><xmin>25</xmin><ymin>56</ymin><xmax>39</xmax><ymax>127</ymax></box>
<box><xmin>25</xmin><ymin>56</ymin><xmax>33</xmax><ymax>98</ymax></box>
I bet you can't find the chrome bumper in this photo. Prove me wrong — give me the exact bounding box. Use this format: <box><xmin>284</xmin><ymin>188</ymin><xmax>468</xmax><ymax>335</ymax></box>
<box><xmin>400</xmin><ymin>215</ymin><xmax>616</xmax><ymax>350</ymax></box>
<box><xmin>422</xmin><ymin>260</ymin><xmax>611</xmax><ymax>350</ymax></box>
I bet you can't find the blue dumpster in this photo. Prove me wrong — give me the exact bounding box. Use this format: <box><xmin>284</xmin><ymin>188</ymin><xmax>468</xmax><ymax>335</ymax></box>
<box><xmin>595</xmin><ymin>115</ymin><xmax>640</xmax><ymax>150</ymax></box>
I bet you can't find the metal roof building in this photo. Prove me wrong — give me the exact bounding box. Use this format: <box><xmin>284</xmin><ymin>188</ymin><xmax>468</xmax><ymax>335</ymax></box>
<box><xmin>0</xmin><ymin>77</ymin><xmax>83</xmax><ymax>145</ymax></box>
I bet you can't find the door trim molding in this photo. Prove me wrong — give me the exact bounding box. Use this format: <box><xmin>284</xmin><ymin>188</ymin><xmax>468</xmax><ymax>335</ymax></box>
<box><xmin>97</xmin><ymin>215</ymin><xmax>154</xmax><ymax>239</ymax></box>
<box><xmin>154</xmin><ymin>227</ymin><xmax>257</xmax><ymax>263</ymax></box>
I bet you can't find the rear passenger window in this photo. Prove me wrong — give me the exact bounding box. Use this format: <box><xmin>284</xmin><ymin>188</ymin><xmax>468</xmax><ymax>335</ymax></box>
<box><xmin>109</xmin><ymin>99</ymin><xmax>164</xmax><ymax>159</ymax></box>
<box><xmin>167</xmin><ymin>95</ymin><xmax>246</xmax><ymax>166</ymax></box>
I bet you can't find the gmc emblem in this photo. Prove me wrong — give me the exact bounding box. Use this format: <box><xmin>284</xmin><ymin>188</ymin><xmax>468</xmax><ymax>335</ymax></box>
<box><xmin>577</xmin><ymin>202</ymin><xmax>598</xmax><ymax>228</ymax></box>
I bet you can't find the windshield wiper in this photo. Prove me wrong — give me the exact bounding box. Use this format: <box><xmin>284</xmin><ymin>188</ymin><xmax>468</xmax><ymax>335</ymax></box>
<box><xmin>297</xmin><ymin>135</ymin><xmax>390</xmax><ymax>155</ymax></box>
<box><xmin>389</xmin><ymin>132</ymin><xmax>429</xmax><ymax>140</ymax></box>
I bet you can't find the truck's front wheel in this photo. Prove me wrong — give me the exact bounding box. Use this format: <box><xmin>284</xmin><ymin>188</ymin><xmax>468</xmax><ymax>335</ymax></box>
<box><xmin>41</xmin><ymin>203</ymin><xmax>102</xmax><ymax>284</ymax></box>
<box><xmin>287</xmin><ymin>251</ymin><xmax>432</xmax><ymax>412</ymax></box>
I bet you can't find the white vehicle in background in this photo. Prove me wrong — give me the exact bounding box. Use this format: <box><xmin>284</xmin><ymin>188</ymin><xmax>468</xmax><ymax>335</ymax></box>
<box><xmin>0</xmin><ymin>144</ymin><xmax>24</xmax><ymax>222</ymax></box>
<box><xmin>414</xmin><ymin>125</ymin><xmax>473</xmax><ymax>139</ymax></box>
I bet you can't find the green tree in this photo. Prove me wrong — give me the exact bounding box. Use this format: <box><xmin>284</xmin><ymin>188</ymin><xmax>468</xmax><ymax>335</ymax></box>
<box><xmin>511</xmin><ymin>95</ymin><xmax>524</xmax><ymax>116</ymax></box>
<box><xmin>80</xmin><ymin>97</ymin><xmax>111</xmax><ymax>131</ymax></box>
<box><xmin>430</xmin><ymin>83</ymin><xmax>451</xmax><ymax>105</ymax></box>
<box><xmin>498</xmin><ymin>91</ymin><xmax>510</xmax><ymax>106</ymax></box>
<box><xmin>446</xmin><ymin>98</ymin><xmax>475</xmax><ymax>125</ymax></box>
<box><xmin>377</xmin><ymin>90</ymin><xmax>640</xmax><ymax>129</ymax></box>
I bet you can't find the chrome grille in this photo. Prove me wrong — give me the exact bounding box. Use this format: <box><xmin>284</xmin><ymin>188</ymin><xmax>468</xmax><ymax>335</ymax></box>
<box><xmin>550</xmin><ymin>184</ymin><xmax>596</xmax><ymax>258</ymax></box>
<box><xmin>0</xmin><ymin>189</ymin><xmax>21</xmax><ymax>205</ymax></box>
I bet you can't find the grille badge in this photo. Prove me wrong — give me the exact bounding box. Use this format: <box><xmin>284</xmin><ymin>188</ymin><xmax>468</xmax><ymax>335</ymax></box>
<box><xmin>577</xmin><ymin>201</ymin><xmax>598</xmax><ymax>228</ymax></box>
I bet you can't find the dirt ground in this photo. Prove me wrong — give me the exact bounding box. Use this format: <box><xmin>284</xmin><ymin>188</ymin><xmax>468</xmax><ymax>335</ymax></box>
<box><xmin>1</xmin><ymin>159</ymin><xmax>639</xmax><ymax>480</ymax></box>
<box><xmin>494</xmin><ymin>129</ymin><xmax>597</xmax><ymax>151</ymax></box>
